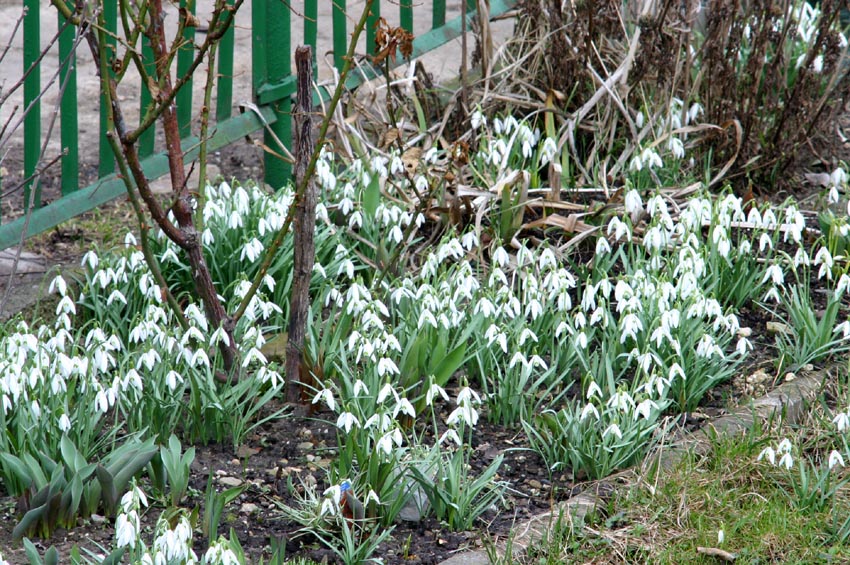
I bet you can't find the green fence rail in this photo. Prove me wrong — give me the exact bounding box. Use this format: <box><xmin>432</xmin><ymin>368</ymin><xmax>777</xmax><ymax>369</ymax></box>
<box><xmin>0</xmin><ymin>0</ymin><xmax>517</xmax><ymax>251</ymax></box>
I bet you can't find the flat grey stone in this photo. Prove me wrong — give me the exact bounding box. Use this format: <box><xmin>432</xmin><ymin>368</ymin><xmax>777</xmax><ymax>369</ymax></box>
<box><xmin>0</xmin><ymin>248</ymin><xmax>46</xmax><ymax>275</ymax></box>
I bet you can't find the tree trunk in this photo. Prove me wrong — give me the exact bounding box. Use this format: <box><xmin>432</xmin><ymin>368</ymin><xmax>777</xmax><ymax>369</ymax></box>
<box><xmin>285</xmin><ymin>46</ymin><xmax>317</xmax><ymax>405</ymax></box>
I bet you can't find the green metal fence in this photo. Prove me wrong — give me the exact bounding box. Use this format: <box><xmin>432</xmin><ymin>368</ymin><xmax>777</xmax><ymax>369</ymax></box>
<box><xmin>0</xmin><ymin>0</ymin><xmax>516</xmax><ymax>250</ymax></box>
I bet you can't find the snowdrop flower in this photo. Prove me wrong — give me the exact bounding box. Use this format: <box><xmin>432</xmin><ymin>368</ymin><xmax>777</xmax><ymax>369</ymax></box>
<box><xmin>835</xmin><ymin>410</ymin><xmax>850</xmax><ymax>432</ymax></box>
<box><xmin>758</xmin><ymin>446</ymin><xmax>777</xmax><ymax>465</ymax></box>
<box><xmin>624</xmin><ymin>189</ymin><xmax>643</xmax><ymax>218</ymax></box>
<box><xmin>312</xmin><ymin>388</ymin><xmax>336</xmax><ymax>412</ymax></box>
<box><xmin>764</xmin><ymin>286</ymin><xmax>781</xmax><ymax>303</ymax></box>
<box><xmin>115</xmin><ymin>512</ymin><xmax>139</xmax><ymax>548</ymax></box>
<box><xmin>337</xmin><ymin>412</ymin><xmax>360</xmax><ymax>433</ymax></box>
<box><xmin>603</xmin><ymin>423</ymin><xmax>623</xmax><ymax>440</ymax></box>
<box><xmin>426</xmin><ymin>382</ymin><xmax>449</xmax><ymax>406</ymax></box>
<box><xmin>586</xmin><ymin>381</ymin><xmax>602</xmax><ymax>400</ymax></box>
<box><xmin>376</xmin><ymin>429</ymin><xmax>403</xmax><ymax>456</ymax></box>
<box><xmin>736</xmin><ymin>337</ymin><xmax>753</xmax><ymax>356</ymax></box>
<box><xmin>540</xmin><ymin>137</ymin><xmax>558</xmax><ymax>166</ymax></box>
<box><xmin>667</xmin><ymin>137</ymin><xmax>685</xmax><ymax>159</ymax></box>
<box><xmin>580</xmin><ymin>403</ymin><xmax>600</xmax><ymax>422</ymax></box>
<box><xmin>49</xmin><ymin>275</ymin><xmax>67</xmax><ymax>296</ymax></box>
<box><xmin>58</xmin><ymin>413</ymin><xmax>71</xmax><ymax>433</ymax></box>
<box><xmin>635</xmin><ymin>399</ymin><xmax>658</xmax><ymax>420</ymax></box>
<box><xmin>471</xmin><ymin>108</ymin><xmax>485</xmax><ymax>130</ymax></box>
<box><xmin>778</xmin><ymin>451</ymin><xmax>794</xmax><ymax>470</ymax></box>
<box><xmin>492</xmin><ymin>246</ymin><xmax>510</xmax><ymax>268</ymax></box>
<box><xmin>439</xmin><ymin>428</ymin><xmax>462</xmax><ymax>446</ymax></box>
<box><xmin>829</xmin><ymin>450</ymin><xmax>845</xmax><ymax>470</ymax></box>
<box><xmin>814</xmin><ymin>247</ymin><xmax>834</xmax><ymax>280</ymax></box>
<box><xmin>762</xmin><ymin>264</ymin><xmax>785</xmax><ymax>286</ymax></box>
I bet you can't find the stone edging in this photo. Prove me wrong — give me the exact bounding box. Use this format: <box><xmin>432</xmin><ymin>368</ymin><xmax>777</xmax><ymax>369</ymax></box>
<box><xmin>437</xmin><ymin>371</ymin><xmax>826</xmax><ymax>565</ymax></box>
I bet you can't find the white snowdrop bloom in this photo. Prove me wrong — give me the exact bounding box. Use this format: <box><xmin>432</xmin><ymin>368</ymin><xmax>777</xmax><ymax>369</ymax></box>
<box><xmin>426</xmin><ymin>382</ymin><xmax>449</xmax><ymax>406</ymax></box>
<box><xmin>607</xmin><ymin>216</ymin><xmax>632</xmax><ymax>242</ymax></box>
<box><xmin>814</xmin><ymin>247</ymin><xmax>834</xmax><ymax>279</ymax></box>
<box><xmin>485</xmin><ymin>324</ymin><xmax>508</xmax><ymax>353</ymax></box>
<box><xmin>58</xmin><ymin>413</ymin><xmax>71</xmax><ymax>433</ymax></box>
<box><xmin>580</xmin><ymin>403</ymin><xmax>600</xmax><ymax>422</ymax></box>
<box><xmin>338</xmin><ymin>259</ymin><xmax>355</xmax><ymax>280</ymax></box>
<box><xmin>603</xmin><ymin>424</ymin><xmax>623</xmax><ymax>440</ymax></box>
<box><xmin>376</xmin><ymin>428</ymin><xmax>403</xmax><ymax>456</ymax></box>
<box><xmin>377</xmin><ymin>357</ymin><xmax>400</xmax><ymax>377</ymax></box>
<box><xmin>165</xmin><ymin>371</ymin><xmax>183</xmax><ymax>392</ymax></box>
<box><xmin>777</xmin><ymin>438</ymin><xmax>793</xmax><ymax>454</ymax></box>
<box><xmin>586</xmin><ymin>381</ymin><xmax>602</xmax><ymax>400</ymax></box>
<box><xmin>829</xmin><ymin>450</ymin><xmax>845</xmax><ymax>470</ymax></box>
<box><xmin>49</xmin><ymin>275</ymin><xmax>68</xmax><ymax>296</ymax></box>
<box><xmin>667</xmin><ymin>137</ymin><xmax>685</xmax><ymax>159</ymax></box>
<box><xmin>393</xmin><ymin>398</ymin><xmax>416</xmax><ymax>419</ymax></box>
<box><xmin>312</xmin><ymin>388</ymin><xmax>336</xmax><ymax>412</ymax></box>
<box><xmin>764</xmin><ymin>286</ymin><xmax>781</xmax><ymax>303</ymax></box>
<box><xmin>736</xmin><ymin>337</ymin><xmax>753</xmax><ymax>356</ymax></box>
<box><xmin>635</xmin><ymin>111</ymin><xmax>645</xmax><ymax>129</ymax></box>
<box><xmin>115</xmin><ymin>511</ymin><xmax>139</xmax><ymax>548</ymax></box>
<box><xmin>575</xmin><ymin>331</ymin><xmax>588</xmax><ymax>349</ymax></box>
<box><xmin>471</xmin><ymin>109</ymin><xmax>485</xmax><ymax>130</ymax></box>
<box><xmin>492</xmin><ymin>246</ymin><xmax>510</xmax><ymax>268</ymax></box>
<box><xmin>762</xmin><ymin>264</ymin><xmax>785</xmax><ymax>286</ymax></box>
<box><xmin>833</xmin><ymin>410</ymin><xmax>850</xmax><ymax>431</ymax></box>
<box><xmin>540</xmin><ymin>137</ymin><xmax>558</xmax><ymax>165</ymax></box>
<box><xmin>377</xmin><ymin>383</ymin><xmax>399</xmax><ymax>405</ymax></box>
<box><xmin>607</xmin><ymin>390</ymin><xmax>636</xmax><ymax>413</ymax></box>
<box><xmin>624</xmin><ymin>190</ymin><xmax>643</xmax><ymax>217</ymax></box>
<box><xmin>596</xmin><ymin>236</ymin><xmax>611</xmax><ymax>256</ymax></box>
<box><xmin>758</xmin><ymin>446</ymin><xmax>777</xmax><ymax>465</ymax></box>
<box><xmin>778</xmin><ymin>452</ymin><xmax>794</xmax><ymax>470</ymax></box>
<box><xmin>635</xmin><ymin>399</ymin><xmax>658</xmax><ymax>420</ymax></box>
<box><xmin>687</xmin><ymin>102</ymin><xmax>703</xmax><ymax>123</ymax></box>
<box><xmin>620</xmin><ymin>313</ymin><xmax>643</xmax><ymax>343</ymax></box>
<box><xmin>439</xmin><ymin>428</ymin><xmax>462</xmax><ymax>446</ymax></box>
<box><xmin>835</xmin><ymin>321</ymin><xmax>850</xmax><ymax>338</ymax></box>
<box><xmin>793</xmin><ymin>247</ymin><xmax>811</xmax><ymax>269</ymax></box>
<box><xmin>336</xmin><ymin>412</ymin><xmax>360</xmax><ymax>433</ymax></box>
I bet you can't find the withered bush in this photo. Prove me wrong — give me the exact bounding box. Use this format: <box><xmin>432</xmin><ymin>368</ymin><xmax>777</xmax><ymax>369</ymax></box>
<box><xmin>491</xmin><ymin>0</ymin><xmax>850</xmax><ymax>192</ymax></box>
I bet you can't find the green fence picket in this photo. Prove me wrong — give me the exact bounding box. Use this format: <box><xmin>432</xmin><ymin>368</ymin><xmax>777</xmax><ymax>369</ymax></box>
<box><xmin>253</xmin><ymin>0</ymin><xmax>292</xmax><ymax>189</ymax></box>
<box><xmin>400</xmin><ymin>0</ymin><xmax>413</xmax><ymax>33</ymax></box>
<box><xmin>98</xmin><ymin>1</ymin><xmax>117</xmax><ymax>177</ymax></box>
<box><xmin>23</xmin><ymin>0</ymin><xmax>41</xmax><ymax>210</ymax></box>
<box><xmin>216</xmin><ymin>0</ymin><xmax>236</xmax><ymax>121</ymax></box>
<box><xmin>433</xmin><ymin>0</ymin><xmax>446</xmax><ymax>28</ymax></box>
<box><xmin>139</xmin><ymin>37</ymin><xmax>156</xmax><ymax>158</ymax></box>
<box><xmin>176</xmin><ymin>0</ymin><xmax>196</xmax><ymax>138</ymax></box>
<box><xmin>305</xmin><ymin>0</ymin><xmax>318</xmax><ymax>63</ymax></box>
<box><xmin>58</xmin><ymin>5</ymin><xmax>78</xmax><ymax>197</ymax></box>
<box><xmin>367</xmin><ymin>1</ymin><xmax>380</xmax><ymax>56</ymax></box>
<box><xmin>332</xmin><ymin>0</ymin><xmax>347</xmax><ymax>71</ymax></box>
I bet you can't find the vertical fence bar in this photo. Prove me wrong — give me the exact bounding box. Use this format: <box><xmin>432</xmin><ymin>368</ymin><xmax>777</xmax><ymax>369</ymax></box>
<box><xmin>23</xmin><ymin>0</ymin><xmax>41</xmax><ymax>210</ymax></box>
<box><xmin>138</xmin><ymin>38</ymin><xmax>156</xmax><ymax>157</ymax></box>
<box><xmin>367</xmin><ymin>0</ymin><xmax>380</xmax><ymax>56</ymax></box>
<box><xmin>304</xmin><ymin>0</ymin><xmax>317</xmax><ymax>60</ymax></box>
<box><xmin>176</xmin><ymin>0</ymin><xmax>196</xmax><ymax>138</ymax></box>
<box><xmin>400</xmin><ymin>0</ymin><xmax>413</xmax><ymax>33</ymax></box>
<box><xmin>58</xmin><ymin>4</ymin><xmax>79</xmax><ymax>196</ymax></box>
<box><xmin>253</xmin><ymin>0</ymin><xmax>292</xmax><ymax>188</ymax></box>
<box><xmin>98</xmin><ymin>0</ymin><xmax>117</xmax><ymax>177</ymax></box>
<box><xmin>332</xmin><ymin>0</ymin><xmax>346</xmax><ymax>71</ymax></box>
<box><xmin>215</xmin><ymin>0</ymin><xmax>235</xmax><ymax>121</ymax></box>
<box><xmin>433</xmin><ymin>0</ymin><xmax>446</xmax><ymax>28</ymax></box>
